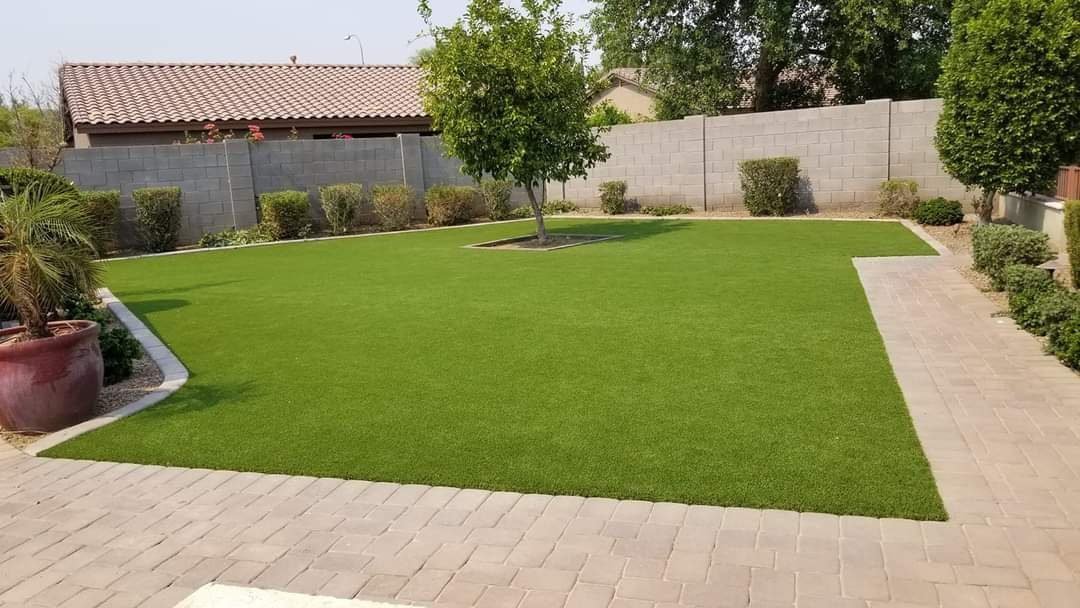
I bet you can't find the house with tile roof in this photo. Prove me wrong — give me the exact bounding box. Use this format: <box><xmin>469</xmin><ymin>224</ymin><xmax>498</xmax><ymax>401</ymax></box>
<box><xmin>60</xmin><ymin>62</ymin><xmax>432</xmax><ymax>148</ymax></box>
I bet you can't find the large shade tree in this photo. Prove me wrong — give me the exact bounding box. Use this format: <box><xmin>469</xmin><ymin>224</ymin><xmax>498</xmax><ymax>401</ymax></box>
<box><xmin>418</xmin><ymin>0</ymin><xmax>609</xmax><ymax>244</ymax></box>
<box><xmin>589</xmin><ymin>0</ymin><xmax>951</xmax><ymax>117</ymax></box>
<box><xmin>935</xmin><ymin>0</ymin><xmax>1080</xmax><ymax>223</ymax></box>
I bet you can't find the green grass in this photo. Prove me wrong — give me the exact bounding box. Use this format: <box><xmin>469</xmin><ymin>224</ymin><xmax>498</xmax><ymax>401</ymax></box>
<box><xmin>45</xmin><ymin>219</ymin><xmax>946</xmax><ymax>519</ymax></box>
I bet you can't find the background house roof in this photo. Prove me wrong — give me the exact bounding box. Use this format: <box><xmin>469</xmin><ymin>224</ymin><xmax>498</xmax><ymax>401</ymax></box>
<box><xmin>61</xmin><ymin>62</ymin><xmax>426</xmax><ymax>126</ymax></box>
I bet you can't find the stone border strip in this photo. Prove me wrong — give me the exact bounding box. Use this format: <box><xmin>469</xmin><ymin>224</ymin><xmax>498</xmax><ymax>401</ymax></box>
<box><xmin>464</xmin><ymin>233</ymin><xmax>623</xmax><ymax>252</ymax></box>
<box><xmin>22</xmin><ymin>288</ymin><xmax>189</xmax><ymax>456</ymax></box>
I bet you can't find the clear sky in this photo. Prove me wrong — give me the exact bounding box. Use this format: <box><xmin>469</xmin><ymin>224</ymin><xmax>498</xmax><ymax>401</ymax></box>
<box><xmin>0</xmin><ymin>0</ymin><xmax>597</xmax><ymax>89</ymax></box>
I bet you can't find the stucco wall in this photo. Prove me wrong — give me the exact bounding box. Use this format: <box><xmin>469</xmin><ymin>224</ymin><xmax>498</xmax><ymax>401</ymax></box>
<box><xmin>1002</xmin><ymin>194</ymin><xmax>1067</xmax><ymax>250</ymax></box>
<box><xmin>592</xmin><ymin>83</ymin><xmax>656</xmax><ymax>120</ymax></box>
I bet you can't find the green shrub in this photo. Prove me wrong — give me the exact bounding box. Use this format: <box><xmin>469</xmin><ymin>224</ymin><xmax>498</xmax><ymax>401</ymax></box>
<box><xmin>588</xmin><ymin>101</ymin><xmax>634</xmax><ymax>128</ymax></box>
<box><xmin>1048</xmin><ymin>315</ymin><xmax>1080</xmax><ymax>370</ymax></box>
<box><xmin>0</xmin><ymin>167</ymin><xmax>77</xmax><ymax>197</ymax></box>
<box><xmin>912</xmin><ymin>197</ymin><xmax>964</xmax><ymax>225</ymax></box>
<box><xmin>61</xmin><ymin>293</ymin><xmax>142</xmax><ymax>385</ymax></box>
<box><xmin>372</xmin><ymin>185</ymin><xmax>415</xmax><ymax>230</ymax></box>
<box><xmin>319</xmin><ymin>183</ymin><xmax>363</xmax><ymax>235</ymax></box>
<box><xmin>132</xmin><ymin>187</ymin><xmax>182</xmax><ymax>252</ymax></box>
<box><xmin>642</xmin><ymin>204</ymin><xmax>693</xmax><ymax>216</ymax></box>
<box><xmin>878</xmin><ymin>179</ymin><xmax>920</xmax><ymax>218</ymax></box>
<box><xmin>544</xmin><ymin>200</ymin><xmax>577</xmax><ymax>214</ymax></box>
<box><xmin>78</xmin><ymin>190</ymin><xmax>121</xmax><ymax>256</ymax></box>
<box><xmin>259</xmin><ymin>190</ymin><xmax>312</xmax><ymax>239</ymax></box>
<box><xmin>738</xmin><ymin>157</ymin><xmax>799</xmax><ymax>216</ymax></box>
<box><xmin>197</xmin><ymin>225</ymin><xmax>275</xmax><ymax>249</ymax></box>
<box><xmin>599</xmin><ymin>180</ymin><xmax>627</xmax><ymax>215</ymax></box>
<box><xmin>1029</xmin><ymin>289</ymin><xmax>1080</xmax><ymax>336</ymax></box>
<box><xmin>99</xmin><ymin>326</ymin><xmax>142</xmax><ymax>385</ymax></box>
<box><xmin>1003</xmin><ymin>264</ymin><xmax>1056</xmax><ymax>332</ymax></box>
<box><xmin>480</xmin><ymin>179</ymin><xmax>514</xmax><ymax>220</ymax></box>
<box><xmin>972</xmin><ymin>224</ymin><xmax>1054</xmax><ymax>290</ymax></box>
<box><xmin>425</xmin><ymin>185</ymin><xmax>477</xmax><ymax>226</ymax></box>
<box><xmin>508</xmin><ymin>200</ymin><xmax>579</xmax><ymax>219</ymax></box>
<box><xmin>1065</xmin><ymin>200</ymin><xmax>1080</xmax><ymax>288</ymax></box>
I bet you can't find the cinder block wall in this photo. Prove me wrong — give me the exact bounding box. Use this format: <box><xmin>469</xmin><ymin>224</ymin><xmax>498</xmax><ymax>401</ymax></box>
<box><xmin>555</xmin><ymin>116</ymin><xmax>706</xmax><ymax>207</ymax></box>
<box><xmin>56</xmin><ymin>141</ymin><xmax>259</xmax><ymax>245</ymax></box>
<box><xmin>550</xmin><ymin>98</ymin><xmax>967</xmax><ymax>211</ymax></box>
<box><xmin>249</xmin><ymin>138</ymin><xmax>408</xmax><ymax>220</ymax></box>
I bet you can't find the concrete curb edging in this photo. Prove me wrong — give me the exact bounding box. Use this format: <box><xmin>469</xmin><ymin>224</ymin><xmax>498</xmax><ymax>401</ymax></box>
<box><xmin>22</xmin><ymin>288</ymin><xmax>189</xmax><ymax>456</ymax></box>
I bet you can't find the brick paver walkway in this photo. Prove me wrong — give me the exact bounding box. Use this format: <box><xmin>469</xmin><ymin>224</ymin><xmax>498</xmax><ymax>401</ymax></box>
<box><xmin>2</xmin><ymin>254</ymin><xmax>1080</xmax><ymax>608</ymax></box>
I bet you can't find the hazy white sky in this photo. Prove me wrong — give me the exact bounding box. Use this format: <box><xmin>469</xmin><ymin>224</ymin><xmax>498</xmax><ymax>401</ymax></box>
<box><xmin>1</xmin><ymin>0</ymin><xmax>596</xmax><ymax>87</ymax></box>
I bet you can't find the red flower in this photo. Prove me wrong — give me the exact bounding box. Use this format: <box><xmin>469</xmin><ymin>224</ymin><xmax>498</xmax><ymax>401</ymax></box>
<box><xmin>204</xmin><ymin>123</ymin><xmax>216</xmax><ymax>130</ymax></box>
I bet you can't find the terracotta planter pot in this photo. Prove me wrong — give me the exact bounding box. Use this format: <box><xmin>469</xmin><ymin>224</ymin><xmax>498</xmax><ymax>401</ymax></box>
<box><xmin>0</xmin><ymin>321</ymin><xmax>103</xmax><ymax>433</ymax></box>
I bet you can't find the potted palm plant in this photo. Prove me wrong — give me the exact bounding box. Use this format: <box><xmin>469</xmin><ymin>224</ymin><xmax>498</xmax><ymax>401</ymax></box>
<box><xmin>0</xmin><ymin>181</ymin><xmax>104</xmax><ymax>433</ymax></box>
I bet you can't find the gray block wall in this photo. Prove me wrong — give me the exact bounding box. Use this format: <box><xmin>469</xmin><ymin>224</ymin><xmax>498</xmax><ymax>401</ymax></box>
<box><xmin>3</xmin><ymin>97</ymin><xmax>971</xmax><ymax>246</ymax></box>
<box><xmin>249</xmin><ymin>137</ymin><xmax>409</xmax><ymax>220</ymax></box>
<box><xmin>550</xmin><ymin>98</ymin><xmax>967</xmax><ymax>211</ymax></box>
<box><xmin>56</xmin><ymin>141</ymin><xmax>259</xmax><ymax>245</ymax></box>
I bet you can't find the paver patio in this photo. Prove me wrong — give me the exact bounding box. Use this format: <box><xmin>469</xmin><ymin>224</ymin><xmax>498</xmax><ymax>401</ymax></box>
<box><xmin>2</xmin><ymin>241</ymin><xmax>1079</xmax><ymax>608</ymax></box>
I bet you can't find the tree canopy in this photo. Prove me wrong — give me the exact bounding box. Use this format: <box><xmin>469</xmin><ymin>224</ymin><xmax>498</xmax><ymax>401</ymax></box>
<box><xmin>934</xmin><ymin>0</ymin><xmax>1080</xmax><ymax>222</ymax></box>
<box><xmin>418</xmin><ymin>0</ymin><xmax>609</xmax><ymax>242</ymax></box>
<box><xmin>589</xmin><ymin>0</ymin><xmax>952</xmax><ymax>118</ymax></box>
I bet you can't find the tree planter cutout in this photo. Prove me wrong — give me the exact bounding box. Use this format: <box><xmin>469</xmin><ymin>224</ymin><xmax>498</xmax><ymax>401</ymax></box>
<box><xmin>466</xmin><ymin>233</ymin><xmax>621</xmax><ymax>251</ymax></box>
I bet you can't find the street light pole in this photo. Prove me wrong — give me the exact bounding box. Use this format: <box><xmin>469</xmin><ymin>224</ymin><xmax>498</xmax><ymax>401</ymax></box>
<box><xmin>344</xmin><ymin>34</ymin><xmax>366</xmax><ymax>65</ymax></box>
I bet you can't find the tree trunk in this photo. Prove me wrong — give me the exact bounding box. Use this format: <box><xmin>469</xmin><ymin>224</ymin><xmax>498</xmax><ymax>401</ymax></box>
<box><xmin>13</xmin><ymin>298</ymin><xmax>50</xmax><ymax>340</ymax></box>
<box><xmin>753</xmin><ymin>46</ymin><xmax>777</xmax><ymax>112</ymax></box>
<box><xmin>975</xmin><ymin>189</ymin><xmax>995</xmax><ymax>225</ymax></box>
<box><xmin>525</xmin><ymin>183</ymin><xmax>548</xmax><ymax>244</ymax></box>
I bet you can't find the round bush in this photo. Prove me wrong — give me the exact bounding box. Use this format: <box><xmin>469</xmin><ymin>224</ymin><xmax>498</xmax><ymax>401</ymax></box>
<box><xmin>912</xmin><ymin>197</ymin><xmax>964</xmax><ymax>225</ymax></box>
<box><xmin>0</xmin><ymin>167</ymin><xmax>77</xmax><ymax>197</ymax></box>
<box><xmin>599</xmin><ymin>181</ymin><xmax>627</xmax><ymax>215</ymax></box>
<box><xmin>739</xmin><ymin>157</ymin><xmax>799</xmax><ymax>216</ymax></box>
<box><xmin>971</xmin><ymin>224</ymin><xmax>1053</xmax><ymax>290</ymax></box>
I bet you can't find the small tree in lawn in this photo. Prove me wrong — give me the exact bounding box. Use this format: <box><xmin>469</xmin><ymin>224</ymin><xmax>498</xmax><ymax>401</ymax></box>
<box><xmin>418</xmin><ymin>0</ymin><xmax>609</xmax><ymax>244</ymax></box>
<box><xmin>934</xmin><ymin>0</ymin><xmax>1080</xmax><ymax>224</ymax></box>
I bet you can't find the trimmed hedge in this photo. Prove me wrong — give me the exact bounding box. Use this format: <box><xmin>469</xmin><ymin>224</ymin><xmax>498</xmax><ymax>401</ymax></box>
<box><xmin>372</xmin><ymin>185</ymin><xmax>415</xmax><ymax>230</ymax></box>
<box><xmin>971</xmin><ymin>223</ymin><xmax>1053</xmax><ymax>290</ymax></box>
<box><xmin>0</xmin><ymin>167</ymin><xmax>77</xmax><ymax>197</ymax></box>
<box><xmin>599</xmin><ymin>181</ymin><xmax>627</xmax><ymax>215</ymax></box>
<box><xmin>319</xmin><ymin>183</ymin><xmax>363</xmax><ymax>235</ymax></box>
<box><xmin>79</xmin><ymin>190</ymin><xmax>121</xmax><ymax>256</ymax></box>
<box><xmin>1065</xmin><ymin>200</ymin><xmax>1080</xmax><ymax>288</ymax></box>
<box><xmin>738</xmin><ymin>157</ymin><xmax>799</xmax><ymax>216</ymax></box>
<box><xmin>878</xmin><ymin>179</ymin><xmax>920</xmax><ymax>218</ymax></box>
<box><xmin>260</xmin><ymin>190</ymin><xmax>312</xmax><ymax>239</ymax></box>
<box><xmin>1002</xmin><ymin>261</ymin><xmax>1080</xmax><ymax>371</ymax></box>
<box><xmin>132</xmin><ymin>187</ymin><xmax>182</xmax><ymax>252</ymax></box>
<box><xmin>642</xmin><ymin>204</ymin><xmax>693</xmax><ymax>216</ymax></box>
<box><xmin>912</xmin><ymin>197</ymin><xmax>964</xmax><ymax>226</ymax></box>
<box><xmin>1002</xmin><ymin>264</ymin><xmax>1056</xmax><ymax>333</ymax></box>
<box><xmin>480</xmin><ymin>179</ymin><xmax>513</xmax><ymax>221</ymax></box>
<box><xmin>425</xmin><ymin>185</ymin><xmax>477</xmax><ymax>226</ymax></box>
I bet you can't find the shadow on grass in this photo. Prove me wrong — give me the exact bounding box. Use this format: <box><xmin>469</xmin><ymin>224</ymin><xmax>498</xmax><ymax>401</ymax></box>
<box><xmin>142</xmin><ymin>377</ymin><xmax>258</xmax><ymax>420</ymax></box>
<box><xmin>126</xmin><ymin>299</ymin><xmax>191</xmax><ymax>316</ymax></box>
<box><xmin>116</xmin><ymin>280</ymin><xmax>244</xmax><ymax>298</ymax></box>
<box><xmin>549</xmin><ymin>219</ymin><xmax>695</xmax><ymax>244</ymax></box>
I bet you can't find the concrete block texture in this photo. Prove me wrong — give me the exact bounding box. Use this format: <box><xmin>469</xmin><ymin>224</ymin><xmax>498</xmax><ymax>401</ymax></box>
<box><xmin>33</xmin><ymin>98</ymin><xmax>969</xmax><ymax>246</ymax></box>
<box><xmin>550</xmin><ymin>99</ymin><xmax>965</xmax><ymax>212</ymax></box>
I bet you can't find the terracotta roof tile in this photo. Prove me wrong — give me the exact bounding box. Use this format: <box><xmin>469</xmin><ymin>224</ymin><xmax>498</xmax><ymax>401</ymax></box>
<box><xmin>61</xmin><ymin>62</ymin><xmax>426</xmax><ymax>126</ymax></box>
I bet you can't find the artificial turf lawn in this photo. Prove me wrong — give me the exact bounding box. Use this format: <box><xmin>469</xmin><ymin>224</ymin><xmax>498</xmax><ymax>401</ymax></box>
<box><xmin>45</xmin><ymin>219</ymin><xmax>946</xmax><ymax>519</ymax></box>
